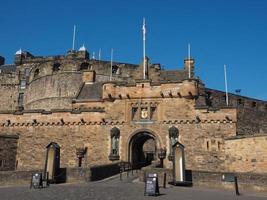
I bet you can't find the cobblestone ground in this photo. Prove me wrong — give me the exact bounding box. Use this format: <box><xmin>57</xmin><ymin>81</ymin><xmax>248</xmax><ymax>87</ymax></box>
<box><xmin>0</xmin><ymin>174</ymin><xmax>266</xmax><ymax>200</ymax></box>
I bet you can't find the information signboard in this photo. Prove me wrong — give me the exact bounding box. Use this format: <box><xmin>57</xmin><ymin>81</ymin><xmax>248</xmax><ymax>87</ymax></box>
<box><xmin>144</xmin><ymin>173</ymin><xmax>159</xmax><ymax>196</ymax></box>
<box><xmin>31</xmin><ymin>173</ymin><xmax>42</xmax><ymax>189</ymax></box>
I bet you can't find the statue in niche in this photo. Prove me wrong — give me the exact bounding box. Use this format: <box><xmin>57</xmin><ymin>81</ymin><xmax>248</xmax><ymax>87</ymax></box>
<box><xmin>111</xmin><ymin>136</ymin><xmax>119</xmax><ymax>155</ymax></box>
<box><xmin>170</xmin><ymin>136</ymin><xmax>178</xmax><ymax>146</ymax></box>
<box><xmin>168</xmin><ymin>126</ymin><xmax>179</xmax><ymax>161</ymax></box>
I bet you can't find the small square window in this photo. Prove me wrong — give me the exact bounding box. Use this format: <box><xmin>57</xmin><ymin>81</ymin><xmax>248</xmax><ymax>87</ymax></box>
<box><xmin>252</xmin><ymin>102</ymin><xmax>257</xmax><ymax>108</ymax></box>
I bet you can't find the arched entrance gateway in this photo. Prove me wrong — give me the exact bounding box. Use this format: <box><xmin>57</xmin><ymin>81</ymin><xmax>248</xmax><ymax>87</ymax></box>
<box><xmin>128</xmin><ymin>130</ymin><xmax>160</xmax><ymax>169</ymax></box>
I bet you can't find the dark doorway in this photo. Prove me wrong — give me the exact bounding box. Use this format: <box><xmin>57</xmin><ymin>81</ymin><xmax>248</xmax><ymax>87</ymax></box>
<box><xmin>129</xmin><ymin>132</ymin><xmax>157</xmax><ymax>169</ymax></box>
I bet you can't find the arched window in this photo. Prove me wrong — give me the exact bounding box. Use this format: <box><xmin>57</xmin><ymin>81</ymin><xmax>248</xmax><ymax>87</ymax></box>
<box><xmin>109</xmin><ymin>127</ymin><xmax>120</xmax><ymax>161</ymax></box>
<box><xmin>34</xmin><ymin>69</ymin><xmax>40</xmax><ymax>78</ymax></box>
<box><xmin>80</xmin><ymin>62</ymin><xmax>89</xmax><ymax>70</ymax></box>
<box><xmin>112</xmin><ymin>65</ymin><xmax>120</xmax><ymax>75</ymax></box>
<box><xmin>168</xmin><ymin>126</ymin><xmax>179</xmax><ymax>161</ymax></box>
<box><xmin>52</xmin><ymin>63</ymin><xmax>61</xmax><ymax>72</ymax></box>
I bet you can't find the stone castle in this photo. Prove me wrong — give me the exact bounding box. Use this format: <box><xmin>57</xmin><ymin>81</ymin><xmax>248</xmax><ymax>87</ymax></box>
<box><xmin>0</xmin><ymin>46</ymin><xmax>267</xmax><ymax>187</ymax></box>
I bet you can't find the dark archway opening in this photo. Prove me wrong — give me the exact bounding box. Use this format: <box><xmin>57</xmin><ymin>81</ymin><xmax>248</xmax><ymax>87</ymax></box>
<box><xmin>129</xmin><ymin>132</ymin><xmax>157</xmax><ymax>169</ymax></box>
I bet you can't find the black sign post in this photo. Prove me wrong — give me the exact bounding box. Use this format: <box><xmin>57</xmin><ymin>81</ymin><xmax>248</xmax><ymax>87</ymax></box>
<box><xmin>222</xmin><ymin>173</ymin><xmax>240</xmax><ymax>196</ymax></box>
<box><xmin>144</xmin><ymin>173</ymin><xmax>160</xmax><ymax>196</ymax></box>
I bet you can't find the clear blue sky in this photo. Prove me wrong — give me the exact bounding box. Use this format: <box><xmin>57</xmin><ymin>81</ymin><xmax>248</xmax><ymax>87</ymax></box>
<box><xmin>0</xmin><ymin>0</ymin><xmax>266</xmax><ymax>100</ymax></box>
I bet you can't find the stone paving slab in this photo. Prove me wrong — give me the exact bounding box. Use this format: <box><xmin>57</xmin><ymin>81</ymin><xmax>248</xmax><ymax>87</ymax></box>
<box><xmin>0</xmin><ymin>176</ymin><xmax>266</xmax><ymax>200</ymax></box>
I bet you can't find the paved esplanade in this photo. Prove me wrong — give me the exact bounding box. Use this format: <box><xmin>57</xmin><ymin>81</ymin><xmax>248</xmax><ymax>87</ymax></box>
<box><xmin>0</xmin><ymin>175</ymin><xmax>266</xmax><ymax>200</ymax></box>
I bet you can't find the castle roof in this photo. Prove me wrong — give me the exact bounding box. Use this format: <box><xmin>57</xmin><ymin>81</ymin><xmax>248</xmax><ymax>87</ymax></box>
<box><xmin>0</xmin><ymin>64</ymin><xmax>16</xmax><ymax>74</ymax></box>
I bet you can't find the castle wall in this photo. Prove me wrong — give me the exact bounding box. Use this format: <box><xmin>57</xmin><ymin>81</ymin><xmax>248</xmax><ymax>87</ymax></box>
<box><xmin>225</xmin><ymin>135</ymin><xmax>267</xmax><ymax>173</ymax></box>
<box><xmin>0</xmin><ymin>134</ymin><xmax>18</xmax><ymax>171</ymax></box>
<box><xmin>0</xmin><ymin>90</ymin><xmax>237</xmax><ymax>173</ymax></box>
<box><xmin>236</xmin><ymin>107</ymin><xmax>267</xmax><ymax>135</ymax></box>
<box><xmin>24</xmin><ymin>72</ymin><xmax>83</xmax><ymax>110</ymax></box>
<box><xmin>0</xmin><ymin>73</ymin><xmax>19</xmax><ymax>110</ymax></box>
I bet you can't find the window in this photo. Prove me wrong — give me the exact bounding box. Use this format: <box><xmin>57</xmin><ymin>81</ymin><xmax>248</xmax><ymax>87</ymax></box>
<box><xmin>52</xmin><ymin>63</ymin><xmax>61</xmax><ymax>72</ymax></box>
<box><xmin>0</xmin><ymin>160</ymin><xmax>3</xmax><ymax>167</ymax></box>
<box><xmin>19</xmin><ymin>80</ymin><xmax>26</xmax><ymax>89</ymax></box>
<box><xmin>18</xmin><ymin>93</ymin><xmax>24</xmax><ymax>106</ymax></box>
<box><xmin>206</xmin><ymin>141</ymin><xmax>209</xmax><ymax>151</ymax></box>
<box><xmin>34</xmin><ymin>69</ymin><xmax>40</xmax><ymax>78</ymax></box>
<box><xmin>112</xmin><ymin>65</ymin><xmax>119</xmax><ymax>74</ymax></box>
<box><xmin>252</xmin><ymin>102</ymin><xmax>257</xmax><ymax>108</ymax></box>
<box><xmin>80</xmin><ymin>62</ymin><xmax>89</xmax><ymax>70</ymax></box>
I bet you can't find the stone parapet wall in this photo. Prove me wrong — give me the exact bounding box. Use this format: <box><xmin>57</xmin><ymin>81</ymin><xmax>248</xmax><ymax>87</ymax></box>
<box><xmin>225</xmin><ymin>135</ymin><xmax>267</xmax><ymax>173</ymax></box>
<box><xmin>140</xmin><ymin>168</ymin><xmax>267</xmax><ymax>192</ymax></box>
<box><xmin>0</xmin><ymin>163</ymin><xmax>120</xmax><ymax>187</ymax></box>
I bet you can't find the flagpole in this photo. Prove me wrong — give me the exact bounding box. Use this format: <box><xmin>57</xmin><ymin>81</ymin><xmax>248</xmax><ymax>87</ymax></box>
<box><xmin>72</xmin><ymin>25</ymin><xmax>76</xmax><ymax>50</ymax></box>
<box><xmin>110</xmin><ymin>48</ymin><xmax>113</xmax><ymax>81</ymax></box>
<box><xmin>188</xmin><ymin>43</ymin><xmax>191</xmax><ymax>79</ymax></box>
<box><xmin>142</xmin><ymin>18</ymin><xmax>146</xmax><ymax>80</ymax></box>
<box><xmin>98</xmin><ymin>48</ymin><xmax>101</xmax><ymax>60</ymax></box>
<box><xmin>224</xmin><ymin>64</ymin><xmax>229</xmax><ymax>106</ymax></box>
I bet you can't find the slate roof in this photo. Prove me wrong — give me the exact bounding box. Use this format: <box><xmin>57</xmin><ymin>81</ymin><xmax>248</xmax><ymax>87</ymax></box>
<box><xmin>76</xmin><ymin>82</ymin><xmax>103</xmax><ymax>100</ymax></box>
<box><xmin>0</xmin><ymin>64</ymin><xmax>16</xmax><ymax>74</ymax></box>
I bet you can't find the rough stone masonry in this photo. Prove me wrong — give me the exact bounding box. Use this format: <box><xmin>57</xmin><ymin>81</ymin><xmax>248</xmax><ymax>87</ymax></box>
<box><xmin>0</xmin><ymin>47</ymin><xmax>266</xmax><ymax>191</ymax></box>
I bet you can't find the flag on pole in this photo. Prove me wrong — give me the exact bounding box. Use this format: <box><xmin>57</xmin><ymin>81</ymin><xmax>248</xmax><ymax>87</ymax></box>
<box><xmin>142</xmin><ymin>18</ymin><xmax>146</xmax><ymax>41</ymax></box>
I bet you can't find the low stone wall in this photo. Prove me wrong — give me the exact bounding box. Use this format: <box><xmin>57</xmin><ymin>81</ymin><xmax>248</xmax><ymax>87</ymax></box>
<box><xmin>192</xmin><ymin>171</ymin><xmax>267</xmax><ymax>192</ymax></box>
<box><xmin>90</xmin><ymin>162</ymin><xmax>120</xmax><ymax>181</ymax></box>
<box><xmin>0</xmin><ymin>170</ymin><xmax>42</xmax><ymax>186</ymax></box>
<box><xmin>140</xmin><ymin>168</ymin><xmax>267</xmax><ymax>192</ymax></box>
<box><xmin>0</xmin><ymin>163</ymin><xmax>120</xmax><ymax>186</ymax></box>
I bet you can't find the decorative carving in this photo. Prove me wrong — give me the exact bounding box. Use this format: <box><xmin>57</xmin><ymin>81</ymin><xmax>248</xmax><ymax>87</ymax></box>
<box><xmin>141</xmin><ymin>108</ymin><xmax>148</xmax><ymax>119</ymax></box>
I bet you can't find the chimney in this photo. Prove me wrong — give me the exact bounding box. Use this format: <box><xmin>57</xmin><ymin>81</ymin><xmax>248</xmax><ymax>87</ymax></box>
<box><xmin>83</xmin><ymin>70</ymin><xmax>95</xmax><ymax>84</ymax></box>
<box><xmin>184</xmin><ymin>58</ymin><xmax>195</xmax><ymax>78</ymax></box>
